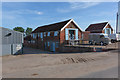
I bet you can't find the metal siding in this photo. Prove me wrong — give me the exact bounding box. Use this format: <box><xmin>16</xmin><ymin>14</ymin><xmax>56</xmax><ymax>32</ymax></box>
<box><xmin>12</xmin><ymin>44</ymin><xmax>22</xmax><ymax>55</ymax></box>
<box><xmin>2</xmin><ymin>44</ymin><xmax>11</xmax><ymax>56</ymax></box>
<box><xmin>2</xmin><ymin>28</ymin><xmax>23</xmax><ymax>44</ymax></box>
<box><xmin>1</xmin><ymin>27</ymin><xmax>23</xmax><ymax>56</ymax></box>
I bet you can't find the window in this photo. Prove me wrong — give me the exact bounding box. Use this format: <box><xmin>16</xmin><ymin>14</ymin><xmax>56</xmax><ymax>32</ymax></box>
<box><xmin>54</xmin><ymin>31</ymin><xmax>58</xmax><ymax>36</ymax></box>
<box><xmin>40</xmin><ymin>33</ymin><xmax>43</xmax><ymax>38</ymax></box>
<box><xmin>44</xmin><ymin>32</ymin><xmax>46</xmax><ymax>37</ymax></box>
<box><xmin>48</xmin><ymin>42</ymin><xmax>50</xmax><ymax>46</ymax></box>
<box><xmin>38</xmin><ymin>33</ymin><xmax>41</xmax><ymax>37</ymax></box>
<box><xmin>105</xmin><ymin>28</ymin><xmax>111</xmax><ymax>34</ymax></box>
<box><xmin>56</xmin><ymin>42</ymin><xmax>59</xmax><ymax>48</ymax></box>
<box><xmin>33</xmin><ymin>33</ymin><xmax>37</xmax><ymax>39</ymax></box>
<box><xmin>47</xmin><ymin>32</ymin><xmax>50</xmax><ymax>36</ymax></box>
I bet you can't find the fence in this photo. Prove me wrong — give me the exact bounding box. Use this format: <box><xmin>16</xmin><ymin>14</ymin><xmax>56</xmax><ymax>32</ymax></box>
<box><xmin>61</xmin><ymin>40</ymin><xmax>89</xmax><ymax>46</ymax></box>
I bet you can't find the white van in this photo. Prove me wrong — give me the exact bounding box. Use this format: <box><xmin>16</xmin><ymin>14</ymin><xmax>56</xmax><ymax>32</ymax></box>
<box><xmin>89</xmin><ymin>33</ymin><xmax>111</xmax><ymax>45</ymax></box>
<box><xmin>108</xmin><ymin>34</ymin><xmax>120</xmax><ymax>42</ymax></box>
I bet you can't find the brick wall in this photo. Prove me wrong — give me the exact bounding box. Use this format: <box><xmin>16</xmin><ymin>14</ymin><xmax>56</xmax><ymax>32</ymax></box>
<box><xmin>60</xmin><ymin>21</ymin><xmax>82</xmax><ymax>44</ymax></box>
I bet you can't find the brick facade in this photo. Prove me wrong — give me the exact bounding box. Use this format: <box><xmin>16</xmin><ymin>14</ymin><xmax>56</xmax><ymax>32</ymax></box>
<box><xmin>24</xmin><ymin>19</ymin><xmax>82</xmax><ymax>52</ymax></box>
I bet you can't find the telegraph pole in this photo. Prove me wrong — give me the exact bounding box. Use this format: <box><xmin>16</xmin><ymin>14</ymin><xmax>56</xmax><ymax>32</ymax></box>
<box><xmin>116</xmin><ymin>1</ymin><xmax>120</xmax><ymax>34</ymax></box>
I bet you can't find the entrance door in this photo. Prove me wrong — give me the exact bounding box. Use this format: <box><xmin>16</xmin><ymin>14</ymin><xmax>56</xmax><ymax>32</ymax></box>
<box><xmin>44</xmin><ymin>42</ymin><xmax>47</xmax><ymax>50</ymax></box>
<box><xmin>50</xmin><ymin>42</ymin><xmax>55</xmax><ymax>52</ymax></box>
<box><xmin>69</xmin><ymin>30</ymin><xmax>75</xmax><ymax>40</ymax></box>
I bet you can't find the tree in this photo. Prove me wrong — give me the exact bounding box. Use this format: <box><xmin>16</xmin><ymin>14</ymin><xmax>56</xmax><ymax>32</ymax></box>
<box><xmin>25</xmin><ymin>27</ymin><xmax>32</xmax><ymax>36</ymax></box>
<box><xmin>13</xmin><ymin>27</ymin><xmax>24</xmax><ymax>33</ymax></box>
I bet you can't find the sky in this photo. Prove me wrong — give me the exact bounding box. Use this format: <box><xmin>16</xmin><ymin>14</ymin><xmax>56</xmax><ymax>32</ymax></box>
<box><xmin>2</xmin><ymin>2</ymin><xmax>118</xmax><ymax>31</ymax></box>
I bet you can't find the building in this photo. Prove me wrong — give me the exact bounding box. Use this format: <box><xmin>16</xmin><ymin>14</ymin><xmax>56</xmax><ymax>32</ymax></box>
<box><xmin>0</xmin><ymin>27</ymin><xmax>24</xmax><ymax>56</ymax></box>
<box><xmin>24</xmin><ymin>19</ymin><xmax>82</xmax><ymax>52</ymax></box>
<box><xmin>85</xmin><ymin>22</ymin><xmax>113</xmax><ymax>34</ymax></box>
<box><xmin>116</xmin><ymin>1</ymin><xmax>120</xmax><ymax>34</ymax></box>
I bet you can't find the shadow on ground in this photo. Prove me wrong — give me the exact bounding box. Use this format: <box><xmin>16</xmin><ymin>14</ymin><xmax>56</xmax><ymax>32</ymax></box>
<box><xmin>21</xmin><ymin>47</ymin><xmax>118</xmax><ymax>55</ymax></box>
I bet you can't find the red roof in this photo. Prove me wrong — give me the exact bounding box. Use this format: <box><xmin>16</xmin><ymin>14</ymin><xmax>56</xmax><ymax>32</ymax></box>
<box><xmin>32</xmin><ymin>19</ymin><xmax>71</xmax><ymax>33</ymax></box>
<box><xmin>85</xmin><ymin>22</ymin><xmax>108</xmax><ymax>31</ymax></box>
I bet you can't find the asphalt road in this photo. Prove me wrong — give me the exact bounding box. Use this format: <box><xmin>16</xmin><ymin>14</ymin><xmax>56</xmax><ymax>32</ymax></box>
<box><xmin>80</xmin><ymin>66</ymin><xmax>118</xmax><ymax>78</ymax></box>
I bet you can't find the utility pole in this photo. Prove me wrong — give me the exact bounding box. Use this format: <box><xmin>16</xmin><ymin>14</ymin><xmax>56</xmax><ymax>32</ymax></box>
<box><xmin>116</xmin><ymin>1</ymin><xmax>120</xmax><ymax>34</ymax></box>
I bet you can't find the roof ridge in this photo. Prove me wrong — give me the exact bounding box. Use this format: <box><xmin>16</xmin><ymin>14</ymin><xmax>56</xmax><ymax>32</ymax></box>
<box><xmin>38</xmin><ymin>19</ymin><xmax>72</xmax><ymax>28</ymax></box>
<box><xmin>32</xmin><ymin>19</ymin><xmax>72</xmax><ymax>33</ymax></box>
<box><xmin>90</xmin><ymin>22</ymin><xmax>108</xmax><ymax>25</ymax></box>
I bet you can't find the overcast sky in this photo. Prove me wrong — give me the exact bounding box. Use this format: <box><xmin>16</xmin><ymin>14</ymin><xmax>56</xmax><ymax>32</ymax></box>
<box><xmin>2</xmin><ymin>2</ymin><xmax>118</xmax><ymax>31</ymax></box>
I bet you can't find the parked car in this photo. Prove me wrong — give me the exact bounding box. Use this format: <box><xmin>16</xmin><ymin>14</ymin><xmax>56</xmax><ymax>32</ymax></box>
<box><xmin>108</xmin><ymin>34</ymin><xmax>120</xmax><ymax>43</ymax></box>
<box><xmin>89</xmin><ymin>33</ymin><xmax>111</xmax><ymax>45</ymax></box>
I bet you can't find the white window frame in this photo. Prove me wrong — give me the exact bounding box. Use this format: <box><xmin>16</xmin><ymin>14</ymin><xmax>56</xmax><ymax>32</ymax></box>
<box><xmin>54</xmin><ymin>31</ymin><xmax>58</xmax><ymax>36</ymax></box>
<box><xmin>47</xmin><ymin>32</ymin><xmax>50</xmax><ymax>36</ymax></box>
<box><xmin>105</xmin><ymin>28</ymin><xmax>111</xmax><ymax>34</ymax></box>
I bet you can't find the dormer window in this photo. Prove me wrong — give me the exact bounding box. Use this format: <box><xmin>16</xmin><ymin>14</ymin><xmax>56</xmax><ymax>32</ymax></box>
<box><xmin>54</xmin><ymin>31</ymin><xmax>58</xmax><ymax>36</ymax></box>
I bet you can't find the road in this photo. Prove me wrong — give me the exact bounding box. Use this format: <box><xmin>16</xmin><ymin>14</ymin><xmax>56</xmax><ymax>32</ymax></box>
<box><xmin>81</xmin><ymin>66</ymin><xmax>118</xmax><ymax>78</ymax></box>
<box><xmin>2</xmin><ymin>48</ymin><xmax>118</xmax><ymax>78</ymax></box>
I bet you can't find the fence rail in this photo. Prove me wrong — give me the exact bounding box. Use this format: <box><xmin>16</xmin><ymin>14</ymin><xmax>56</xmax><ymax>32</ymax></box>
<box><xmin>61</xmin><ymin>40</ymin><xmax>89</xmax><ymax>46</ymax></box>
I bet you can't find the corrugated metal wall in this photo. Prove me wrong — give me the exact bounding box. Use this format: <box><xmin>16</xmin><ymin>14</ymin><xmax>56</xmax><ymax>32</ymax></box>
<box><xmin>0</xmin><ymin>27</ymin><xmax>23</xmax><ymax>56</ymax></box>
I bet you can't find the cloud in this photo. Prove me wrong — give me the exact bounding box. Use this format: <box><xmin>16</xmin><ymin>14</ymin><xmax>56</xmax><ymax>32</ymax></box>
<box><xmin>3</xmin><ymin>9</ymin><xmax>43</xmax><ymax>15</ymax></box>
<box><xmin>57</xmin><ymin>2</ymin><xmax>101</xmax><ymax>13</ymax></box>
<box><xmin>2</xmin><ymin>9</ymin><xmax>43</xmax><ymax>28</ymax></box>
<box><xmin>36</xmin><ymin>11</ymin><xmax>43</xmax><ymax>15</ymax></box>
<box><xmin>70</xmin><ymin>2</ymin><xmax>100</xmax><ymax>9</ymax></box>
